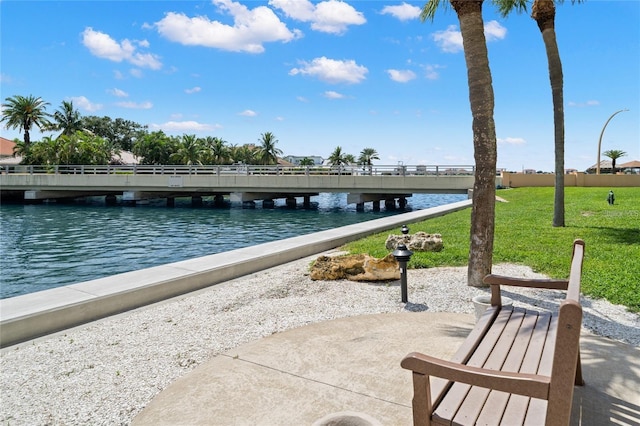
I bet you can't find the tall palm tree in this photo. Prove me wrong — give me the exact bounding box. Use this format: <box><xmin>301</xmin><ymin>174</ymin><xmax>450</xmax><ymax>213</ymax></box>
<box><xmin>299</xmin><ymin>157</ymin><xmax>315</xmax><ymax>166</ymax></box>
<box><xmin>169</xmin><ymin>134</ymin><xmax>207</xmax><ymax>165</ymax></box>
<box><xmin>498</xmin><ymin>0</ymin><xmax>582</xmax><ymax>227</ymax></box>
<box><xmin>1</xmin><ymin>95</ymin><xmax>51</xmax><ymax>147</ymax></box>
<box><xmin>51</xmin><ymin>100</ymin><xmax>83</xmax><ymax>137</ymax></box>
<box><xmin>257</xmin><ymin>132</ymin><xmax>283</xmax><ymax>165</ymax></box>
<box><xmin>205</xmin><ymin>136</ymin><xmax>229</xmax><ymax>165</ymax></box>
<box><xmin>602</xmin><ymin>149</ymin><xmax>627</xmax><ymax>174</ymax></box>
<box><xmin>422</xmin><ymin>0</ymin><xmax>498</xmax><ymax>286</ymax></box>
<box><xmin>327</xmin><ymin>146</ymin><xmax>348</xmax><ymax>166</ymax></box>
<box><xmin>358</xmin><ymin>147</ymin><xmax>380</xmax><ymax>166</ymax></box>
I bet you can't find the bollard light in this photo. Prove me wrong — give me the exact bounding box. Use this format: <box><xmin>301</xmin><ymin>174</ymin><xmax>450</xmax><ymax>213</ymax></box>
<box><xmin>608</xmin><ymin>190</ymin><xmax>615</xmax><ymax>205</ymax></box>
<box><xmin>392</xmin><ymin>243</ymin><xmax>413</xmax><ymax>303</ymax></box>
<box><xmin>401</xmin><ymin>224</ymin><xmax>409</xmax><ymax>235</ymax></box>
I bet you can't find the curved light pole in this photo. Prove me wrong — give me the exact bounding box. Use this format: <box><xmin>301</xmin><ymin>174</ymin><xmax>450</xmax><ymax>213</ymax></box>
<box><xmin>597</xmin><ymin>109</ymin><xmax>629</xmax><ymax>174</ymax></box>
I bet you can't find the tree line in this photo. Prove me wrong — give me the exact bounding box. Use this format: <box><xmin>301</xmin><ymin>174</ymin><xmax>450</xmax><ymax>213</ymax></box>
<box><xmin>1</xmin><ymin>95</ymin><xmax>379</xmax><ymax>167</ymax></box>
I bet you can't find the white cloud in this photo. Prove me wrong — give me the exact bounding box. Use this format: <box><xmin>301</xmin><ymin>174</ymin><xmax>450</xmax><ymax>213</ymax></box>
<box><xmin>82</xmin><ymin>27</ymin><xmax>162</xmax><ymax>69</ymax></box>
<box><xmin>432</xmin><ymin>25</ymin><xmax>463</xmax><ymax>53</ymax></box>
<box><xmin>239</xmin><ymin>109</ymin><xmax>257</xmax><ymax>117</ymax></box>
<box><xmin>115</xmin><ymin>101</ymin><xmax>153</xmax><ymax>109</ymax></box>
<box><xmin>323</xmin><ymin>90</ymin><xmax>345</xmax><ymax>99</ymax></box>
<box><xmin>484</xmin><ymin>20</ymin><xmax>507</xmax><ymax>42</ymax></box>
<box><xmin>296</xmin><ymin>96</ymin><xmax>309</xmax><ymax>103</ymax></box>
<box><xmin>289</xmin><ymin>56</ymin><xmax>368</xmax><ymax>84</ymax></box>
<box><xmin>155</xmin><ymin>0</ymin><xmax>301</xmax><ymax>53</ymax></box>
<box><xmin>432</xmin><ymin>21</ymin><xmax>506</xmax><ymax>53</ymax></box>
<box><xmin>70</xmin><ymin>96</ymin><xmax>102</xmax><ymax>112</ymax></box>
<box><xmin>380</xmin><ymin>3</ymin><xmax>421</xmax><ymax>21</ymax></box>
<box><xmin>107</xmin><ymin>88</ymin><xmax>128</xmax><ymax>98</ymax></box>
<box><xmin>568</xmin><ymin>100</ymin><xmax>600</xmax><ymax>107</ymax></box>
<box><xmin>270</xmin><ymin>0</ymin><xmax>365</xmax><ymax>35</ymax></box>
<box><xmin>423</xmin><ymin>64</ymin><xmax>442</xmax><ymax>80</ymax></box>
<box><xmin>151</xmin><ymin>121</ymin><xmax>221</xmax><ymax>132</ymax></box>
<box><xmin>498</xmin><ymin>137</ymin><xmax>526</xmax><ymax>145</ymax></box>
<box><xmin>185</xmin><ymin>86</ymin><xmax>202</xmax><ymax>94</ymax></box>
<box><xmin>387</xmin><ymin>69</ymin><xmax>416</xmax><ymax>83</ymax></box>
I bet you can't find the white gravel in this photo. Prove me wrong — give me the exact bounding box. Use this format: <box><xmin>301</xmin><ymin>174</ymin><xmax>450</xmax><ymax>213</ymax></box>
<box><xmin>1</xmin><ymin>252</ymin><xmax>638</xmax><ymax>426</ymax></box>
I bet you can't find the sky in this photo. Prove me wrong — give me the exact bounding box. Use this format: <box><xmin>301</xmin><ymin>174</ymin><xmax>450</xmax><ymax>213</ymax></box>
<box><xmin>1</xmin><ymin>0</ymin><xmax>639</xmax><ymax>172</ymax></box>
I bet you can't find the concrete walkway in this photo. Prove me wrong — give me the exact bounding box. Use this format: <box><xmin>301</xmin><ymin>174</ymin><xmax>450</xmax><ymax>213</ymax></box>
<box><xmin>133</xmin><ymin>312</ymin><xmax>640</xmax><ymax>426</ymax></box>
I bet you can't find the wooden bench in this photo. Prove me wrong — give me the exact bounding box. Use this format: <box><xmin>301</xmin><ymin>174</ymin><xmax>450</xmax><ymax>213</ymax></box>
<box><xmin>401</xmin><ymin>239</ymin><xmax>585</xmax><ymax>426</ymax></box>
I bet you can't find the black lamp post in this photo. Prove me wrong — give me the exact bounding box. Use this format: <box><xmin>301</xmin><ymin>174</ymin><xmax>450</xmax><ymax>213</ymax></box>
<box><xmin>392</xmin><ymin>243</ymin><xmax>413</xmax><ymax>303</ymax></box>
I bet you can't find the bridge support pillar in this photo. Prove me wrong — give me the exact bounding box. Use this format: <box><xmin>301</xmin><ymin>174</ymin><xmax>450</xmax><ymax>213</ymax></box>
<box><xmin>303</xmin><ymin>195</ymin><xmax>311</xmax><ymax>209</ymax></box>
<box><xmin>105</xmin><ymin>194</ymin><xmax>117</xmax><ymax>205</ymax></box>
<box><xmin>372</xmin><ymin>200</ymin><xmax>380</xmax><ymax>211</ymax></box>
<box><xmin>356</xmin><ymin>202</ymin><xmax>365</xmax><ymax>211</ymax></box>
<box><xmin>385</xmin><ymin>198</ymin><xmax>396</xmax><ymax>210</ymax></box>
<box><xmin>214</xmin><ymin>194</ymin><xmax>225</xmax><ymax>207</ymax></box>
<box><xmin>167</xmin><ymin>197</ymin><xmax>175</xmax><ymax>208</ymax></box>
<box><xmin>191</xmin><ymin>195</ymin><xmax>203</xmax><ymax>207</ymax></box>
<box><xmin>263</xmin><ymin>199</ymin><xmax>275</xmax><ymax>209</ymax></box>
<box><xmin>286</xmin><ymin>197</ymin><xmax>297</xmax><ymax>209</ymax></box>
<box><xmin>399</xmin><ymin>197</ymin><xmax>407</xmax><ymax>209</ymax></box>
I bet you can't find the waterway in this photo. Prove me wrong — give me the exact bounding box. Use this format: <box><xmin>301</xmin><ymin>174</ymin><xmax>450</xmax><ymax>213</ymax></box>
<box><xmin>0</xmin><ymin>193</ymin><xmax>466</xmax><ymax>299</ymax></box>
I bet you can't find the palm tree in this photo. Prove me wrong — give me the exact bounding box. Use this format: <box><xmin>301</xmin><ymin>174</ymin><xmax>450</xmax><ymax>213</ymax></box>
<box><xmin>51</xmin><ymin>100</ymin><xmax>83</xmax><ymax>137</ymax></box>
<box><xmin>358</xmin><ymin>148</ymin><xmax>379</xmax><ymax>166</ymax></box>
<box><xmin>257</xmin><ymin>132</ymin><xmax>283</xmax><ymax>165</ymax></box>
<box><xmin>299</xmin><ymin>157</ymin><xmax>315</xmax><ymax>166</ymax></box>
<box><xmin>327</xmin><ymin>146</ymin><xmax>348</xmax><ymax>166</ymax></box>
<box><xmin>205</xmin><ymin>136</ymin><xmax>229</xmax><ymax>165</ymax></box>
<box><xmin>422</xmin><ymin>0</ymin><xmax>498</xmax><ymax>287</ymax></box>
<box><xmin>603</xmin><ymin>149</ymin><xmax>627</xmax><ymax>174</ymax></box>
<box><xmin>169</xmin><ymin>134</ymin><xmax>207</xmax><ymax>165</ymax></box>
<box><xmin>1</xmin><ymin>95</ymin><xmax>51</xmax><ymax>147</ymax></box>
<box><xmin>498</xmin><ymin>0</ymin><xmax>582</xmax><ymax>227</ymax></box>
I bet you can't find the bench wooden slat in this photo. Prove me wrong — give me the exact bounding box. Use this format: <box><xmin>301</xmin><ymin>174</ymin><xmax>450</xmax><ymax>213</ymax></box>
<box><xmin>474</xmin><ymin>310</ymin><xmax>544</xmax><ymax>425</ymax></box>
<box><xmin>497</xmin><ymin>311</ymin><xmax>552</xmax><ymax>425</ymax></box>
<box><xmin>433</xmin><ymin>308</ymin><xmax>514</xmax><ymax>422</ymax></box>
<box><xmin>451</xmin><ymin>308</ymin><xmax>526</xmax><ymax>424</ymax></box>
<box><xmin>427</xmin><ymin>305</ymin><xmax>502</xmax><ymax>411</ymax></box>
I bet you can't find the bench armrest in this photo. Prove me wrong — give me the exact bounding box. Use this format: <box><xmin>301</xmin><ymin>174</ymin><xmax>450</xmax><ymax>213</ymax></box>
<box><xmin>483</xmin><ymin>274</ymin><xmax>569</xmax><ymax>306</ymax></box>
<box><xmin>483</xmin><ymin>274</ymin><xmax>569</xmax><ymax>290</ymax></box>
<box><xmin>401</xmin><ymin>352</ymin><xmax>550</xmax><ymax>400</ymax></box>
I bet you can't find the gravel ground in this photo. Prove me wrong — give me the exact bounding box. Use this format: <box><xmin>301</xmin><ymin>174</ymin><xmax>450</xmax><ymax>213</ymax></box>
<box><xmin>1</xmin><ymin>252</ymin><xmax>638</xmax><ymax>426</ymax></box>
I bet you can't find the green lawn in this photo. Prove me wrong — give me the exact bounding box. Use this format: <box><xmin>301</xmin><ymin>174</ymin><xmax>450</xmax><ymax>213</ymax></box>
<box><xmin>343</xmin><ymin>187</ymin><xmax>640</xmax><ymax>312</ymax></box>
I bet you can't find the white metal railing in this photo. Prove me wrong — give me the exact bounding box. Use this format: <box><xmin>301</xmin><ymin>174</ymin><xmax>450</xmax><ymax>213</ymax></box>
<box><xmin>1</xmin><ymin>164</ymin><xmax>477</xmax><ymax>177</ymax></box>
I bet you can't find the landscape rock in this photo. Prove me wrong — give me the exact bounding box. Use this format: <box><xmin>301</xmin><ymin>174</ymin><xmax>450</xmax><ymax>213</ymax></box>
<box><xmin>385</xmin><ymin>231</ymin><xmax>443</xmax><ymax>252</ymax></box>
<box><xmin>310</xmin><ymin>253</ymin><xmax>399</xmax><ymax>282</ymax></box>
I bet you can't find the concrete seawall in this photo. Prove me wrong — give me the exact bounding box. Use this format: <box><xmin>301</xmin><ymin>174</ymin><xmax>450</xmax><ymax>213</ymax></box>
<box><xmin>0</xmin><ymin>199</ymin><xmax>472</xmax><ymax>348</ymax></box>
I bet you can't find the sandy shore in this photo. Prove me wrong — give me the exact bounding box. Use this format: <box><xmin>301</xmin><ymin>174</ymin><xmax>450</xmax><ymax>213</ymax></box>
<box><xmin>1</xmin><ymin>251</ymin><xmax>638</xmax><ymax>425</ymax></box>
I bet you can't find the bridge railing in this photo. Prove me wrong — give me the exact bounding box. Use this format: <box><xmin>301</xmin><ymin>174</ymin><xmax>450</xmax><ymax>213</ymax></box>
<box><xmin>1</xmin><ymin>164</ymin><xmax>476</xmax><ymax>177</ymax></box>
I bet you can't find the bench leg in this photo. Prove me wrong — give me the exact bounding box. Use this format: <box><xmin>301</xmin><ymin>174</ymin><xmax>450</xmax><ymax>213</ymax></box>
<box><xmin>575</xmin><ymin>351</ymin><xmax>585</xmax><ymax>386</ymax></box>
<box><xmin>411</xmin><ymin>372</ymin><xmax>433</xmax><ymax>426</ymax></box>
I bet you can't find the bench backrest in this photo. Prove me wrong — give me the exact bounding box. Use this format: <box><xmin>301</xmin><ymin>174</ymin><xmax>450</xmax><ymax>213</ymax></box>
<box><xmin>547</xmin><ymin>239</ymin><xmax>585</xmax><ymax>424</ymax></box>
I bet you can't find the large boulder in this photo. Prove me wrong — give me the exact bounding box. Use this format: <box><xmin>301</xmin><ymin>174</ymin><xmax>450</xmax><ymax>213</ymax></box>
<box><xmin>310</xmin><ymin>253</ymin><xmax>399</xmax><ymax>282</ymax></box>
<box><xmin>385</xmin><ymin>231</ymin><xmax>443</xmax><ymax>252</ymax></box>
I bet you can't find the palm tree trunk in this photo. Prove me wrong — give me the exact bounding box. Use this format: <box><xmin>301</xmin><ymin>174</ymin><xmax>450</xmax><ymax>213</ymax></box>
<box><xmin>452</xmin><ymin>0</ymin><xmax>497</xmax><ymax>286</ymax></box>
<box><xmin>533</xmin><ymin>0</ymin><xmax>565</xmax><ymax>227</ymax></box>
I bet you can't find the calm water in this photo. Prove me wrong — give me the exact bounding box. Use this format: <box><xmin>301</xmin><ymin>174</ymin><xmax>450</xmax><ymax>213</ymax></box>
<box><xmin>0</xmin><ymin>193</ymin><xmax>465</xmax><ymax>298</ymax></box>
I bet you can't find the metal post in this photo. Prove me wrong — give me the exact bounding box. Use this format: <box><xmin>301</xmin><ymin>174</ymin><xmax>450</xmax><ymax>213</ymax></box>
<box><xmin>597</xmin><ymin>109</ymin><xmax>629</xmax><ymax>174</ymax></box>
<box><xmin>392</xmin><ymin>243</ymin><xmax>413</xmax><ymax>303</ymax></box>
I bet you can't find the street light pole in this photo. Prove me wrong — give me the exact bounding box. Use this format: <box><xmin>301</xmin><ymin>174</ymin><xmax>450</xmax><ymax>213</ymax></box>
<box><xmin>597</xmin><ymin>109</ymin><xmax>629</xmax><ymax>174</ymax></box>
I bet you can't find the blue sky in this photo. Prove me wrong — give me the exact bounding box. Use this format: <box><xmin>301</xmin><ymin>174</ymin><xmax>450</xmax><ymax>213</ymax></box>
<box><xmin>1</xmin><ymin>0</ymin><xmax>638</xmax><ymax>172</ymax></box>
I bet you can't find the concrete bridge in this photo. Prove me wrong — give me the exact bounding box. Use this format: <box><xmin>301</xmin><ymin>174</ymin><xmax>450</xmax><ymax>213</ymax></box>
<box><xmin>1</xmin><ymin>164</ymin><xmax>494</xmax><ymax>209</ymax></box>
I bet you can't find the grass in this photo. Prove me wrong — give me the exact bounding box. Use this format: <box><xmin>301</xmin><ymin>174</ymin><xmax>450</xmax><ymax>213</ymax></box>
<box><xmin>343</xmin><ymin>187</ymin><xmax>640</xmax><ymax>313</ymax></box>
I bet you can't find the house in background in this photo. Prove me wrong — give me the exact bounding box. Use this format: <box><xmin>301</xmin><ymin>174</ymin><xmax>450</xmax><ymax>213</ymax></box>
<box><xmin>282</xmin><ymin>155</ymin><xmax>324</xmax><ymax>166</ymax></box>
<box><xmin>0</xmin><ymin>137</ymin><xmax>21</xmax><ymax>165</ymax></box>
